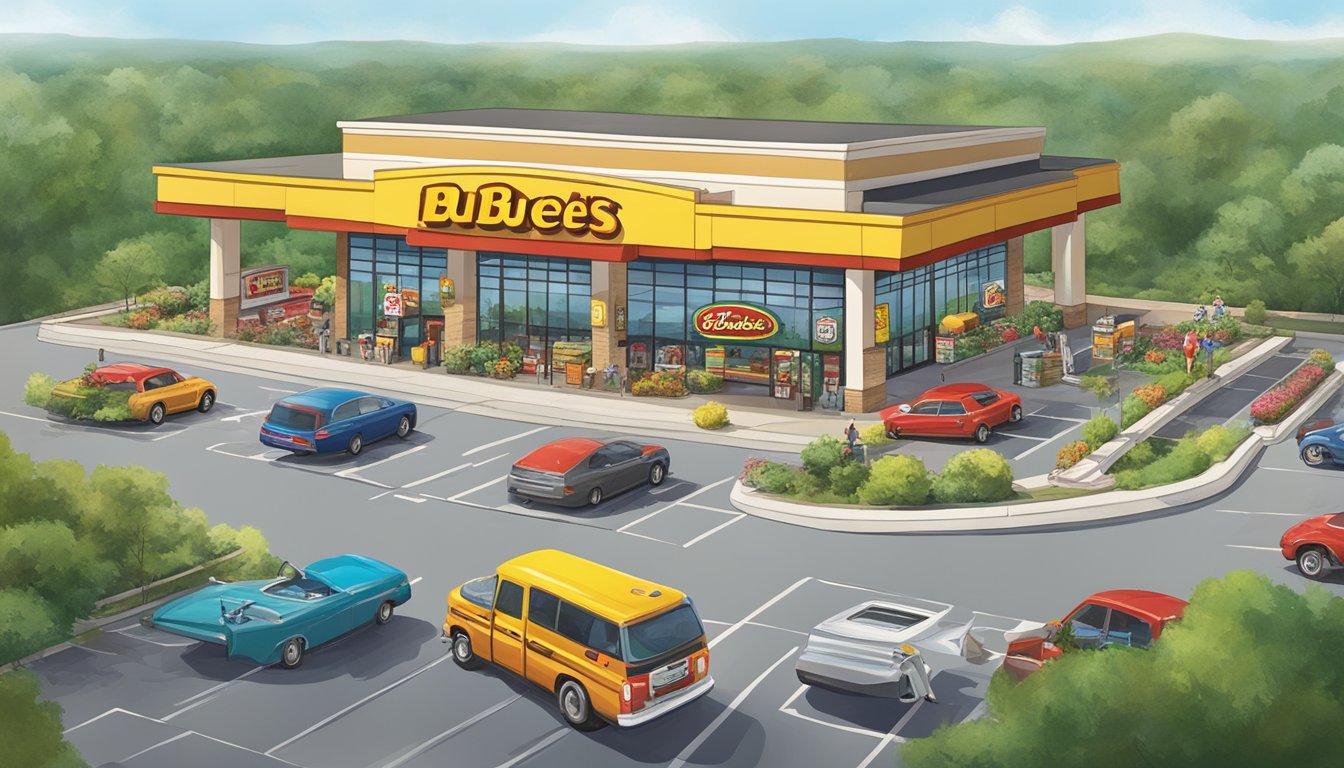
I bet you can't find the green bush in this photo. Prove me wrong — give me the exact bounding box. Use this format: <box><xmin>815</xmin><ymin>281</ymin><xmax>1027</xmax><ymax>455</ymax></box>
<box><xmin>1195</xmin><ymin>421</ymin><xmax>1252</xmax><ymax>462</ymax></box>
<box><xmin>1120</xmin><ymin>394</ymin><xmax>1151</xmax><ymax>429</ymax></box>
<box><xmin>1080</xmin><ymin>374</ymin><xmax>1115</xmax><ymax>400</ymax></box>
<box><xmin>156</xmin><ymin>314</ymin><xmax>212</xmax><ymax>335</ymax></box>
<box><xmin>0</xmin><ymin>589</ymin><xmax>64</xmax><ymax>665</ymax></box>
<box><xmin>469</xmin><ymin>342</ymin><xmax>500</xmax><ymax>375</ymax></box>
<box><xmin>1308</xmin><ymin>348</ymin><xmax>1335</xmax><ymax>369</ymax></box>
<box><xmin>501</xmin><ymin>342</ymin><xmax>523</xmax><ymax>372</ymax></box>
<box><xmin>827</xmin><ymin>462</ymin><xmax>870</xmax><ymax>499</ymax></box>
<box><xmin>137</xmin><ymin>285</ymin><xmax>191</xmax><ymax>316</ymax></box>
<box><xmin>1243</xmin><ymin>298</ymin><xmax>1267</xmax><ymax>325</ymax></box>
<box><xmin>1012</xmin><ymin>300</ymin><xmax>1064</xmax><ymax>335</ymax></box>
<box><xmin>1081</xmin><ymin>413</ymin><xmax>1118</xmax><ymax>450</ymax></box>
<box><xmin>443</xmin><ymin>344</ymin><xmax>473</xmax><ymax>374</ymax></box>
<box><xmin>686</xmin><ymin>369</ymin><xmax>724</xmax><ymax>393</ymax></box>
<box><xmin>752</xmin><ymin>462</ymin><xmax>804</xmax><ymax>495</ymax></box>
<box><xmin>1112</xmin><ymin>438</ymin><xmax>1211</xmax><ymax>490</ymax></box>
<box><xmin>857</xmin><ymin>455</ymin><xmax>933</xmax><ymax>506</ymax></box>
<box><xmin>1112</xmin><ymin>439</ymin><xmax>1159</xmax><ymax>473</ymax></box>
<box><xmin>801</xmin><ymin>435</ymin><xmax>849</xmax><ymax>479</ymax></box>
<box><xmin>1155</xmin><ymin>370</ymin><xmax>1195</xmax><ymax>398</ymax></box>
<box><xmin>0</xmin><ymin>670</ymin><xmax>87</xmax><ymax>768</ymax></box>
<box><xmin>858</xmin><ymin>423</ymin><xmax>891</xmax><ymax>446</ymax></box>
<box><xmin>692</xmin><ymin>401</ymin><xmax>729</xmax><ymax>430</ymax></box>
<box><xmin>290</xmin><ymin>272</ymin><xmax>322</xmax><ymax>289</ymax></box>
<box><xmin>22</xmin><ymin>373</ymin><xmax>56</xmax><ymax>410</ymax></box>
<box><xmin>932</xmin><ymin>449</ymin><xmax>1016</xmax><ymax>503</ymax></box>
<box><xmin>185</xmin><ymin>277</ymin><xmax>210</xmax><ymax>313</ymax></box>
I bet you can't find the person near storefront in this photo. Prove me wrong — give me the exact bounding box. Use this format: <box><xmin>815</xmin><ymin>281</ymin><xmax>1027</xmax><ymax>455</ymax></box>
<box><xmin>1201</xmin><ymin>331</ymin><xmax>1218</xmax><ymax>379</ymax></box>
<box><xmin>1212</xmin><ymin>296</ymin><xmax>1226</xmax><ymax>318</ymax></box>
<box><xmin>845</xmin><ymin>420</ymin><xmax>860</xmax><ymax>452</ymax></box>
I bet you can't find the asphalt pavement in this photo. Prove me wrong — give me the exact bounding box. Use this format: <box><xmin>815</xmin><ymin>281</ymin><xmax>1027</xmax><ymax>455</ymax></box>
<box><xmin>4</xmin><ymin>321</ymin><xmax>1343</xmax><ymax>768</ymax></box>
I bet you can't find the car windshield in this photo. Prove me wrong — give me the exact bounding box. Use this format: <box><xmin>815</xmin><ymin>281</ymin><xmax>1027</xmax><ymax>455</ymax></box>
<box><xmin>621</xmin><ymin>603</ymin><xmax>704</xmax><ymax>664</ymax></box>
<box><xmin>846</xmin><ymin>605</ymin><xmax>927</xmax><ymax>630</ymax></box>
<box><xmin>268</xmin><ymin>404</ymin><xmax>319</xmax><ymax>431</ymax></box>
<box><xmin>264</xmin><ymin>578</ymin><xmax>333</xmax><ymax>600</ymax></box>
<box><xmin>1329</xmin><ymin>512</ymin><xmax>1344</xmax><ymax>529</ymax></box>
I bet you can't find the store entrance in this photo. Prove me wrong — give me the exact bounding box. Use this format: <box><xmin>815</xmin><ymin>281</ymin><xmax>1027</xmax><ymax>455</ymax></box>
<box><xmin>886</xmin><ymin>328</ymin><xmax>934</xmax><ymax>376</ymax></box>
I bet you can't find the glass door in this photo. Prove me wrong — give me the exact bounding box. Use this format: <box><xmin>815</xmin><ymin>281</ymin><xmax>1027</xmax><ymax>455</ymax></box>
<box><xmin>771</xmin><ymin>349</ymin><xmax>799</xmax><ymax>400</ymax></box>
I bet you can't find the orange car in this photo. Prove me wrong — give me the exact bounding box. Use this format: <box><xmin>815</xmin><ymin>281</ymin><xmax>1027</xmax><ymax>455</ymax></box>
<box><xmin>1002</xmin><ymin>590</ymin><xmax>1188</xmax><ymax>681</ymax></box>
<box><xmin>56</xmin><ymin>363</ymin><xmax>218</xmax><ymax>424</ymax></box>
<box><xmin>881</xmin><ymin>382</ymin><xmax>1023</xmax><ymax>443</ymax></box>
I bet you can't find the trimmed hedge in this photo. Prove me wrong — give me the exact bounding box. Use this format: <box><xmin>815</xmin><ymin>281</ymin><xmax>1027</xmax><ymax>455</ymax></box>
<box><xmin>691</xmin><ymin>401</ymin><xmax>729</xmax><ymax>430</ymax></box>
<box><xmin>857</xmin><ymin>455</ymin><xmax>932</xmax><ymax>506</ymax></box>
<box><xmin>1081</xmin><ymin>413</ymin><xmax>1118</xmax><ymax>448</ymax></box>
<box><xmin>932</xmin><ymin>449</ymin><xmax>1014</xmax><ymax>503</ymax></box>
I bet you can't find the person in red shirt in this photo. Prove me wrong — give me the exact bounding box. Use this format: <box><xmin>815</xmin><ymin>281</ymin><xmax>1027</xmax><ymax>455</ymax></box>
<box><xmin>1183</xmin><ymin>329</ymin><xmax>1199</xmax><ymax>375</ymax></box>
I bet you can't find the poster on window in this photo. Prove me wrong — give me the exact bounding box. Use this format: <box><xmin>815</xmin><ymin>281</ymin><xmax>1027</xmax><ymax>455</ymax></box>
<box><xmin>629</xmin><ymin>342</ymin><xmax>649</xmax><ymax>370</ymax></box>
<box><xmin>812</xmin><ymin>309</ymin><xmax>843</xmax><ymax>352</ymax></box>
<box><xmin>978</xmin><ymin>281</ymin><xmax>1007</xmax><ymax>321</ymax></box>
<box><xmin>936</xmin><ymin>335</ymin><xmax>956</xmax><ymax>364</ymax></box>
<box><xmin>875</xmin><ymin>303</ymin><xmax>891</xmax><ymax>344</ymax></box>
<box><xmin>772</xmin><ymin>350</ymin><xmax>796</xmax><ymax>399</ymax></box>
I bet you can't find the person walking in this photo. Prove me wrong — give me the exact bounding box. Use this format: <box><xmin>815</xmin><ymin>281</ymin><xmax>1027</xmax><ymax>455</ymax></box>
<box><xmin>1183</xmin><ymin>329</ymin><xmax>1199</xmax><ymax>375</ymax></box>
<box><xmin>1212</xmin><ymin>296</ymin><xmax>1226</xmax><ymax>318</ymax></box>
<box><xmin>845</xmin><ymin>420</ymin><xmax>860</xmax><ymax>452</ymax></box>
<box><xmin>1200</xmin><ymin>331</ymin><xmax>1217</xmax><ymax>379</ymax></box>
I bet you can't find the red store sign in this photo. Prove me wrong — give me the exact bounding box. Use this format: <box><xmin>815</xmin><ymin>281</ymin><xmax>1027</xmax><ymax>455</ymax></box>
<box><xmin>693</xmin><ymin>303</ymin><xmax>779</xmax><ymax>341</ymax></box>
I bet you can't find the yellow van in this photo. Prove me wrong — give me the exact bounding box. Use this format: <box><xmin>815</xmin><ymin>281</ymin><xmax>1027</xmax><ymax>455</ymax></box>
<box><xmin>442</xmin><ymin>550</ymin><xmax>714</xmax><ymax>730</ymax></box>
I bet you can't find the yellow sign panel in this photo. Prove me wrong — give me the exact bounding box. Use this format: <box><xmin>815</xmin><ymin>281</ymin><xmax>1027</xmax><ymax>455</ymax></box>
<box><xmin>875</xmin><ymin>303</ymin><xmax>891</xmax><ymax>344</ymax></box>
<box><xmin>590</xmin><ymin>299</ymin><xmax>607</xmax><ymax>328</ymax></box>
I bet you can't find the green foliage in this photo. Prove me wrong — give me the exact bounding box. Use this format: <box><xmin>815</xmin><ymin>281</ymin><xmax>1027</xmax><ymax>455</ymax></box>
<box><xmin>1109</xmin><ymin>438</ymin><xmax>1164</xmax><ymax>474</ymax></box>
<box><xmin>137</xmin><ymin>286</ymin><xmax>191</xmax><ymax>316</ymax></box>
<box><xmin>1080</xmin><ymin>374</ymin><xmax>1115</xmax><ymax>401</ymax></box>
<box><xmin>1011</xmin><ymin>301</ymin><xmax>1064</xmax><ymax>335</ymax></box>
<box><xmin>827</xmin><ymin>462</ymin><xmax>870</xmax><ymax>499</ymax></box>
<box><xmin>902</xmin><ymin>571</ymin><xmax>1344</xmax><ymax>768</ymax></box>
<box><xmin>1307</xmin><ymin>348</ymin><xmax>1335</xmax><ymax>369</ymax></box>
<box><xmin>185</xmin><ymin>277</ymin><xmax>210</xmax><ymax>312</ymax></box>
<box><xmin>0</xmin><ymin>590</ymin><xmax>64</xmax><ymax>668</ymax></box>
<box><xmin>32</xmin><ymin>374</ymin><xmax>136</xmax><ymax>421</ymax></box>
<box><xmin>1109</xmin><ymin>422</ymin><xmax>1250</xmax><ymax>489</ymax></box>
<box><xmin>22</xmin><ymin>373</ymin><xmax>56</xmax><ymax>411</ymax></box>
<box><xmin>155</xmin><ymin>313</ymin><xmax>212</xmax><ymax>335</ymax></box>
<box><xmin>1080</xmin><ymin>413</ymin><xmax>1118</xmax><ymax>450</ymax></box>
<box><xmin>290</xmin><ymin>272</ymin><xmax>322</xmax><ymax>289</ymax></box>
<box><xmin>1155</xmin><ymin>370</ymin><xmax>1195</xmax><ymax>397</ymax></box>
<box><xmin>686</xmin><ymin>369</ymin><xmax>723</xmax><ymax>393</ymax></box>
<box><xmin>932</xmin><ymin>449</ymin><xmax>1016</xmax><ymax>503</ymax></box>
<box><xmin>0</xmin><ymin>670</ymin><xmax>88</xmax><ymax>768</ymax></box>
<box><xmin>1243</xmin><ymin>298</ymin><xmax>1267</xmax><ymax>325</ymax></box>
<box><xmin>1195</xmin><ymin>421</ymin><xmax>1252</xmax><ymax>462</ymax></box>
<box><xmin>691</xmin><ymin>401</ymin><xmax>730</xmax><ymax>430</ymax></box>
<box><xmin>0</xmin><ymin>522</ymin><xmax>112</xmax><ymax>627</ymax></box>
<box><xmin>470</xmin><ymin>342</ymin><xmax>500</xmax><ymax>375</ymax></box>
<box><xmin>800</xmin><ymin>435</ymin><xmax>849</xmax><ymax>479</ymax></box>
<box><xmin>313</xmin><ymin>275</ymin><xmax>337</xmax><ymax>311</ymax></box>
<box><xmin>1120</xmin><ymin>394</ymin><xmax>1151</xmax><ymax>429</ymax></box>
<box><xmin>857</xmin><ymin>454</ymin><xmax>932</xmax><ymax>506</ymax></box>
<box><xmin>858</xmin><ymin>423</ymin><xmax>891</xmax><ymax>446</ymax></box>
<box><xmin>751</xmin><ymin>462</ymin><xmax>804</xmax><ymax>495</ymax></box>
<box><xmin>442</xmin><ymin>343</ymin><xmax>473</xmax><ymax>374</ymax></box>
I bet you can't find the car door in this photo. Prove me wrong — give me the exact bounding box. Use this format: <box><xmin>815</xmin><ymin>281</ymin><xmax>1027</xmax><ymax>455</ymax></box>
<box><xmin>608</xmin><ymin>442</ymin><xmax>647</xmax><ymax>491</ymax></box>
<box><xmin>905</xmin><ymin>401</ymin><xmax>942</xmax><ymax>436</ymax></box>
<box><xmin>324</xmin><ymin>400</ymin><xmax>361</xmax><ymax>449</ymax></box>
<box><xmin>143</xmin><ymin>373</ymin><xmax>183</xmax><ymax>412</ymax></box>
<box><xmin>1065</xmin><ymin>603</ymin><xmax>1110</xmax><ymax>650</ymax></box>
<box><xmin>585</xmin><ymin>446</ymin><xmax>619</xmax><ymax>492</ymax></box>
<box><xmin>1099</xmin><ymin>609</ymin><xmax>1153</xmax><ymax>649</ymax></box>
<box><xmin>524</xmin><ymin>588</ymin><xmax>565</xmax><ymax>691</ymax></box>
<box><xmin>357</xmin><ymin>397</ymin><xmax>392</xmax><ymax>440</ymax></box>
<box><xmin>492</xmin><ymin>579</ymin><xmax>526</xmax><ymax>676</ymax></box>
<box><xmin>938</xmin><ymin>399</ymin><xmax>969</xmax><ymax>436</ymax></box>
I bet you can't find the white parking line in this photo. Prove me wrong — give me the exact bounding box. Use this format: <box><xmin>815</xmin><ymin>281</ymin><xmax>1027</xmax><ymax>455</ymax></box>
<box><xmin>619</xmin><ymin>529</ymin><xmax>679</xmax><ymax>545</ymax></box>
<box><xmin>370</xmin><ymin>490</ymin><xmax>394</xmax><ymax>500</ymax></box>
<box><xmin>683</xmin><ymin>514</ymin><xmax>746</xmax><ymax>548</ymax></box>
<box><xmin>111</xmin><ymin>626</ymin><xmax>198</xmax><ymax>648</ymax></box>
<box><xmin>258</xmin><ymin>386</ymin><xmax>299</xmax><ymax>394</ymax></box>
<box><xmin>1226</xmin><ymin>545</ymin><xmax>1281</xmax><ymax>552</ymax></box>
<box><xmin>856</xmin><ymin>734</ymin><xmax>898</xmax><ymax>768</ymax></box>
<box><xmin>779</xmin><ymin>683</ymin><xmax>889</xmax><ymax>739</ymax></box>
<box><xmin>710</xmin><ymin>577</ymin><xmax>811</xmax><ymax>649</ymax></box>
<box><xmin>403</xmin><ymin>463</ymin><xmax>472</xmax><ymax>488</ymax></box>
<box><xmin>1026</xmin><ymin>413</ymin><xmax>1089</xmax><ymax>423</ymax></box>
<box><xmin>219</xmin><ymin>409</ymin><xmax>269</xmax><ymax>423</ymax></box>
<box><xmin>463</xmin><ymin>426</ymin><xmax>549</xmax><ymax>456</ymax></box>
<box><xmin>121</xmin><ymin>731</ymin><xmax>193</xmax><ymax>761</ymax></box>
<box><xmin>163</xmin><ymin>694</ymin><xmax>218</xmax><ymax>721</ymax></box>
<box><xmin>1262</xmin><ymin>466</ymin><xmax>1328</xmax><ymax>476</ymax></box>
<box><xmin>381</xmin><ymin>695</ymin><xmax>521</xmax><ymax>768</ymax></box>
<box><xmin>265</xmin><ymin>655</ymin><xmax>453</xmax><ymax>755</ymax></box>
<box><xmin>335</xmin><ymin>445</ymin><xmax>426</xmax><ymax>477</ymax></box>
<box><xmin>679</xmin><ymin>502</ymin><xmax>741</xmax><ymax>516</ymax></box>
<box><xmin>151</xmin><ymin>428</ymin><xmax>188</xmax><ymax>441</ymax></box>
<box><xmin>393</xmin><ymin>494</ymin><xmax>427</xmax><ymax>504</ymax></box>
<box><xmin>995</xmin><ymin>433</ymin><xmax>1048</xmax><ymax>441</ymax></box>
<box><xmin>410</xmin><ymin>577</ymin><xmax>423</xmax><ymax>586</ymax></box>
<box><xmin>64</xmin><ymin>706</ymin><xmax>158</xmax><ymax>734</ymax></box>
<box><xmin>173</xmin><ymin>665</ymin><xmax>267</xmax><ymax>707</ymax></box>
<box><xmin>617</xmin><ymin>476</ymin><xmax>735</xmax><ymax>533</ymax></box>
<box><xmin>70</xmin><ymin>643</ymin><xmax>117</xmax><ymax>656</ymax></box>
<box><xmin>471</xmin><ymin>452</ymin><xmax>510</xmax><ymax>468</ymax></box>
<box><xmin>1217</xmin><ymin>509</ymin><xmax>1307</xmax><ymax>517</ymax></box>
<box><xmin>1012</xmin><ymin>422</ymin><xmax>1083</xmax><ymax>461</ymax></box>
<box><xmin>449</xmin><ymin>475</ymin><xmax>508</xmax><ymax>502</ymax></box>
<box><xmin>668</xmin><ymin>647</ymin><xmax>797</xmax><ymax>768</ymax></box>
<box><xmin>492</xmin><ymin>727</ymin><xmax>568</xmax><ymax>768</ymax></box>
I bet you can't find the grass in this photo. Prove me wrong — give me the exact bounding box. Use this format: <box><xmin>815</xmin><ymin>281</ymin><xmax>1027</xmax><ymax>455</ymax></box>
<box><xmin>1020</xmin><ymin>485</ymin><xmax>1096</xmax><ymax>501</ymax></box>
<box><xmin>1264</xmin><ymin>314</ymin><xmax>1344</xmax><ymax>336</ymax></box>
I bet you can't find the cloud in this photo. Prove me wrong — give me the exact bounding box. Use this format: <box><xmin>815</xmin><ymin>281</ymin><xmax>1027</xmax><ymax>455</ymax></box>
<box><xmin>944</xmin><ymin>2</ymin><xmax>1344</xmax><ymax>44</ymax></box>
<box><xmin>520</xmin><ymin>3</ymin><xmax>737</xmax><ymax>46</ymax></box>
<box><xmin>0</xmin><ymin>0</ymin><xmax>148</xmax><ymax>37</ymax></box>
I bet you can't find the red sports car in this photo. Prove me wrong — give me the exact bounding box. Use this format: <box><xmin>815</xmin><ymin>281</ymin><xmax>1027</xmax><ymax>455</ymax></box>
<box><xmin>1280</xmin><ymin>512</ymin><xmax>1344</xmax><ymax>580</ymax></box>
<box><xmin>880</xmin><ymin>382</ymin><xmax>1023</xmax><ymax>443</ymax></box>
<box><xmin>1002</xmin><ymin>590</ymin><xmax>1188</xmax><ymax>681</ymax></box>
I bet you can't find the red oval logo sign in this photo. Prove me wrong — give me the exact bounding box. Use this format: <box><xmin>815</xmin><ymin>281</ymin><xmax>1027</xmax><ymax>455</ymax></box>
<box><xmin>693</xmin><ymin>303</ymin><xmax>779</xmax><ymax>341</ymax></box>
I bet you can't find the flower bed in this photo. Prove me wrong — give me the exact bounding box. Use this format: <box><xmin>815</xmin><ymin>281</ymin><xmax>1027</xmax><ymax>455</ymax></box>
<box><xmin>630</xmin><ymin>370</ymin><xmax>688</xmax><ymax>397</ymax></box>
<box><xmin>443</xmin><ymin>341</ymin><xmax>523</xmax><ymax>378</ymax></box>
<box><xmin>1249</xmin><ymin>349</ymin><xmax>1335</xmax><ymax>425</ymax></box>
<box><xmin>949</xmin><ymin>301</ymin><xmax>1063</xmax><ymax>360</ymax></box>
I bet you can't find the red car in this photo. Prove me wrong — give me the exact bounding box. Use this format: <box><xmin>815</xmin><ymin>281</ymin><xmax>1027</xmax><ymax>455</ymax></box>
<box><xmin>880</xmin><ymin>382</ymin><xmax>1023</xmax><ymax>443</ymax></box>
<box><xmin>1280</xmin><ymin>512</ymin><xmax>1344</xmax><ymax>580</ymax></box>
<box><xmin>1001</xmin><ymin>590</ymin><xmax>1188</xmax><ymax>681</ymax></box>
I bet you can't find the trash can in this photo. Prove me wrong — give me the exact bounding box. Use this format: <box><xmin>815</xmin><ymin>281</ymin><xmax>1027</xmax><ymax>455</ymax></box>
<box><xmin>336</xmin><ymin>338</ymin><xmax>351</xmax><ymax>356</ymax></box>
<box><xmin>411</xmin><ymin>343</ymin><xmax>426</xmax><ymax>365</ymax></box>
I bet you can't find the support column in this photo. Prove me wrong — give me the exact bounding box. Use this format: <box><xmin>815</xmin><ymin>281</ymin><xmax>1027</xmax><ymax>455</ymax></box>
<box><xmin>208</xmin><ymin>218</ymin><xmax>240</xmax><ymax>337</ymax></box>
<box><xmin>440</xmin><ymin>249</ymin><xmax>476</xmax><ymax>348</ymax></box>
<box><xmin>590</xmin><ymin>261</ymin><xmax>628</xmax><ymax>374</ymax></box>
<box><xmin>333</xmin><ymin>232</ymin><xmax>349</xmax><ymax>342</ymax></box>
<box><xmin>1005</xmin><ymin>236</ymin><xmax>1025</xmax><ymax>317</ymax></box>
<box><xmin>842</xmin><ymin>268</ymin><xmax>885</xmax><ymax>413</ymax></box>
<box><xmin>1051</xmin><ymin>214</ymin><xmax>1088</xmax><ymax>329</ymax></box>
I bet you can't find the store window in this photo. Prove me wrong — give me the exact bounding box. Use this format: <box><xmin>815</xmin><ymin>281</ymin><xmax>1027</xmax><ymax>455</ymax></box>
<box><xmin>347</xmin><ymin>235</ymin><xmax>447</xmax><ymax>350</ymax></box>
<box><xmin>477</xmin><ymin>253</ymin><xmax>591</xmax><ymax>374</ymax></box>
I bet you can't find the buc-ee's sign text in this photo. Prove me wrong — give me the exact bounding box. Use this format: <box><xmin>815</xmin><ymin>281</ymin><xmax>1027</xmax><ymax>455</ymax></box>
<box><xmin>419</xmin><ymin>182</ymin><xmax>622</xmax><ymax>238</ymax></box>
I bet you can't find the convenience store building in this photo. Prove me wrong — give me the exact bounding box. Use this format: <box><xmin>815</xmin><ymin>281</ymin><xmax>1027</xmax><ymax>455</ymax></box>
<box><xmin>152</xmin><ymin>108</ymin><xmax>1119</xmax><ymax>412</ymax></box>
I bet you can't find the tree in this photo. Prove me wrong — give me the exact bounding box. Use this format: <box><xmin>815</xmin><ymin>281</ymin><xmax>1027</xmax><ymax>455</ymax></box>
<box><xmin>94</xmin><ymin>237</ymin><xmax>163</xmax><ymax>311</ymax></box>
<box><xmin>1287</xmin><ymin>217</ymin><xmax>1344</xmax><ymax>315</ymax></box>
<box><xmin>0</xmin><ymin>670</ymin><xmax>88</xmax><ymax>768</ymax></box>
<box><xmin>83</xmin><ymin>465</ymin><xmax>184</xmax><ymax>598</ymax></box>
<box><xmin>0</xmin><ymin>522</ymin><xmax>111</xmax><ymax>628</ymax></box>
<box><xmin>0</xmin><ymin>590</ymin><xmax>62</xmax><ymax>667</ymax></box>
<box><xmin>901</xmin><ymin>571</ymin><xmax>1344</xmax><ymax>768</ymax></box>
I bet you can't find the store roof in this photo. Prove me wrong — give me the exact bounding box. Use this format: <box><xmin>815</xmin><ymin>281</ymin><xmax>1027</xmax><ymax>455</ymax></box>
<box><xmin>160</xmin><ymin>153</ymin><xmax>348</xmax><ymax>180</ymax></box>
<box><xmin>862</xmin><ymin>156</ymin><xmax>1114</xmax><ymax>215</ymax></box>
<box><xmin>344</xmin><ymin>108</ymin><xmax>1009</xmax><ymax>145</ymax></box>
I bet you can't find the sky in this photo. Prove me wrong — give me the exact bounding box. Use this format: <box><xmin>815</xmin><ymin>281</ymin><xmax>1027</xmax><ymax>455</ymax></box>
<box><xmin>4</xmin><ymin>0</ymin><xmax>1343</xmax><ymax>46</ymax></box>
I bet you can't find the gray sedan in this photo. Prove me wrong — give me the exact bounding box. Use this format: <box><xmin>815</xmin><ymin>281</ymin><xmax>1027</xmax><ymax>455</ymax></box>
<box><xmin>507</xmin><ymin>437</ymin><xmax>671</xmax><ymax>507</ymax></box>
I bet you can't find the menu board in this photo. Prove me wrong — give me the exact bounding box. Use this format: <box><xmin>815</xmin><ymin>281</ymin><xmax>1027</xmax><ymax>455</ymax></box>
<box><xmin>565</xmin><ymin>363</ymin><xmax>583</xmax><ymax>385</ymax></box>
<box><xmin>705</xmin><ymin>347</ymin><xmax>726</xmax><ymax>375</ymax></box>
<box><xmin>935</xmin><ymin>336</ymin><xmax>956</xmax><ymax>364</ymax></box>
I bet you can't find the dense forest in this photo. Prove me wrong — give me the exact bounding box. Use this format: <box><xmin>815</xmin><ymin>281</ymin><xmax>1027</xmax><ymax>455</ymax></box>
<box><xmin>2</xmin><ymin>33</ymin><xmax>1344</xmax><ymax>325</ymax></box>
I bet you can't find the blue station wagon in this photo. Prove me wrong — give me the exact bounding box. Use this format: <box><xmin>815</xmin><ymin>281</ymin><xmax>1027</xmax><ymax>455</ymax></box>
<box><xmin>259</xmin><ymin>388</ymin><xmax>417</xmax><ymax>455</ymax></box>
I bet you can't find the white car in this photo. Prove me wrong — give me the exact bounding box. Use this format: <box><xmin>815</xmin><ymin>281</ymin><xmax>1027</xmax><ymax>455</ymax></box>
<box><xmin>795</xmin><ymin>598</ymin><xmax>988</xmax><ymax>703</ymax></box>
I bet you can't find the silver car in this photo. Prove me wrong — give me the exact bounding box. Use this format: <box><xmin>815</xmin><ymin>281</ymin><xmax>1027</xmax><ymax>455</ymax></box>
<box><xmin>795</xmin><ymin>598</ymin><xmax>988</xmax><ymax>702</ymax></box>
<box><xmin>508</xmin><ymin>437</ymin><xmax>671</xmax><ymax>507</ymax></box>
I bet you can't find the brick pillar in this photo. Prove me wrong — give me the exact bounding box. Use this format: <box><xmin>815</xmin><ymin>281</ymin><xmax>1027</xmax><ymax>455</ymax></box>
<box><xmin>333</xmin><ymin>232</ymin><xmax>349</xmax><ymax>342</ymax></box>
<box><xmin>591</xmin><ymin>261</ymin><xmax>628</xmax><ymax>373</ymax></box>
<box><xmin>842</xmin><ymin>268</ymin><xmax>885</xmax><ymax>412</ymax></box>
<box><xmin>843</xmin><ymin>346</ymin><xmax>888</xmax><ymax>413</ymax></box>
<box><xmin>207</xmin><ymin>219</ymin><xmax>240</xmax><ymax>337</ymax></box>
<box><xmin>1006</xmin><ymin>236</ymin><xmax>1025</xmax><ymax>317</ymax></box>
<box><xmin>1051</xmin><ymin>215</ymin><xmax>1088</xmax><ymax>329</ymax></box>
<box><xmin>440</xmin><ymin>249</ymin><xmax>476</xmax><ymax>348</ymax></box>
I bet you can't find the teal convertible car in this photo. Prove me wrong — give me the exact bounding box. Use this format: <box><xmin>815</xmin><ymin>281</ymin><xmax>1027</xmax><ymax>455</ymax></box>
<box><xmin>147</xmin><ymin>555</ymin><xmax>412</xmax><ymax>668</ymax></box>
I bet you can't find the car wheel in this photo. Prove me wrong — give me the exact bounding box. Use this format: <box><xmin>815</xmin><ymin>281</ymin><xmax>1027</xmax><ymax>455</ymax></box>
<box><xmin>148</xmin><ymin>402</ymin><xmax>166</xmax><ymax>425</ymax></box>
<box><xmin>279</xmin><ymin>637</ymin><xmax>305</xmax><ymax>669</ymax></box>
<box><xmin>557</xmin><ymin>679</ymin><xmax>605</xmax><ymax>731</ymax></box>
<box><xmin>649</xmin><ymin>462</ymin><xmax>666</xmax><ymax>486</ymax></box>
<box><xmin>1302</xmin><ymin>445</ymin><xmax>1329</xmax><ymax>467</ymax></box>
<box><xmin>974</xmin><ymin>423</ymin><xmax>991</xmax><ymax>443</ymax></box>
<box><xmin>1297</xmin><ymin>547</ymin><xmax>1329</xmax><ymax>580</ymax></box>
<box><xmin>396</xmin><ymin>415</ymin><xmax>412</xmax><ymax>439</ymax></box>
<box><xmin>451</xmin><ymin>630</ymin><xmax>481</xmax><ymax>669</ymax></box>
<box><xmin>588</xmin><ymin>486</ymin><xmax>603</xmax><ymax>506</ymax></box>
<box><xmin>1009</xmin><ymin>404</ymin><xmax>1023</xmax><ymax>423</ymax></box>
<box><xmin>197</xmin><ymin>391</ymin><xmax>215</xmax><ymax>413</ymax></box>
<box><xmin>347</xmin><ymin>434</ymin><xmax>363</xmax><ymax>456</ymax></box>
<box><xmin>375</xmin><ymin>600</ymin><xmax>394</xmax><ymax>625</ymax></box>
